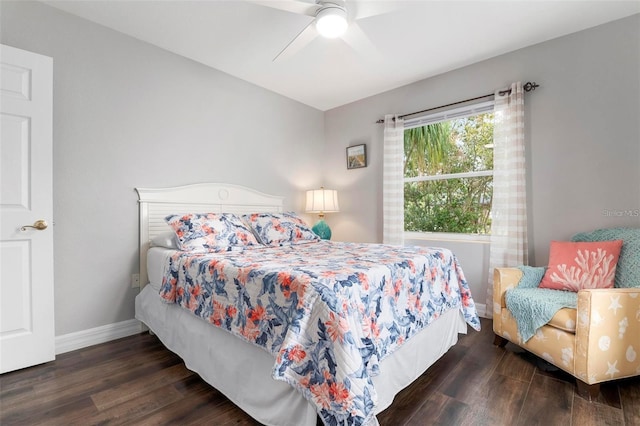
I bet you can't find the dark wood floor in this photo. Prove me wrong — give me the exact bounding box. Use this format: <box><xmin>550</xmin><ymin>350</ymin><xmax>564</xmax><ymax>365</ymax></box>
<box><xmin>1</xmin><ymin>318</ymin><xmax>639</xmax><ymax>425</ymax></box>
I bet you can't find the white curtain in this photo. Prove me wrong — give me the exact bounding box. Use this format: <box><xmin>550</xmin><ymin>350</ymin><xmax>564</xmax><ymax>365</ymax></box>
<box><xmin>486</xmin><ymin>82</ymin><xmax>528</xmax><ymax>318</ymax></box>
<box><xmin>383</xmin><ymin>114</ymin><xmax>405</xmax><ymax>245</ymax></box>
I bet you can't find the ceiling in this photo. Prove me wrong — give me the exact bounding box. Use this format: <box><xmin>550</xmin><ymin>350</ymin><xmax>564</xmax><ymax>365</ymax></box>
<box><xmin>44</xmin><ymin>1</ymin><xmax>640</xmax><ymax>111</ymax></box>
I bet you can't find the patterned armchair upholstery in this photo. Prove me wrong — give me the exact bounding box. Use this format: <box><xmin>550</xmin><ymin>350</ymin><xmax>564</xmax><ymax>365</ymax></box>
<box><xmin>492</xmin><ymin>228</ymin><xmax>640</xmax><ymax>398</ymax></box>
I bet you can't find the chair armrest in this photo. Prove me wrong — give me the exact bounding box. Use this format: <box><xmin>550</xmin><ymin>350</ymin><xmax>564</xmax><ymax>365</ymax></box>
<box><xmin>492</xmin><ymin>268</ymin><xmax>523</xmax><ymax>336</ymax></box>
<box><xmin>493</xmin><ymin>268</ymin><xmax>523</xmax><ymax>310</ymax></box>
<box><xmin>575</xmin><ymin>288</ymin><xmax>640</xmax><ymax>384</ymax></box>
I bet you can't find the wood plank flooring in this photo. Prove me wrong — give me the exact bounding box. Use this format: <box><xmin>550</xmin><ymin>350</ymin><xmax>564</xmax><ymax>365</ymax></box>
<box><xmin>1</xmin><ymin>318</ymin><xmax>638</xmax><ymax>425</ymax></box>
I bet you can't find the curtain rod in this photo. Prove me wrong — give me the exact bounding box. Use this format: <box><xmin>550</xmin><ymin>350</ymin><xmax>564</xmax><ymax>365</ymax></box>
<box><xmin>375</xmin><ymin>81</ymin><xmax>540</xmax><ymax>123</ymax></box>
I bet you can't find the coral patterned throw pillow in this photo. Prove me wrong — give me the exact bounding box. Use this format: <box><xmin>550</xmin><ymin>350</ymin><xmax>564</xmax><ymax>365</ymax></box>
<box><xmin>539</xmin><ymin>240</ymin><xmax>623</xmax><ymax>291</ymax></box>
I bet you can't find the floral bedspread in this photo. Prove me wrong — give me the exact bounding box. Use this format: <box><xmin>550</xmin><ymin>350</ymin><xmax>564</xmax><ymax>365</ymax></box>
<box><xmin>159</xmin><ymin>241</ymin><xmax>480</xmax><ymax>425</ymax></box>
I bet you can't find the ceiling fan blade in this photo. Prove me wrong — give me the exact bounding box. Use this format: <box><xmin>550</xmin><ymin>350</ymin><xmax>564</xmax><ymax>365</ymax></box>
<box><xmin>341</xmin><ymin>22</ymin><xmax>380</xmax><ymax>59</ymax></box>
<box><xmin>248</xmin><ymin>0</ymin><xmax>321</xmax><ymax>17</ymax></box>
<box><xmin>273</xmin><ymin>21</ymin><xmax>318</xmax><ymax>61</ymax></box>
<box><xmin>350</xmin><ymin>1</ymin><xmax>399</xmax><ymax>20</ymax></box>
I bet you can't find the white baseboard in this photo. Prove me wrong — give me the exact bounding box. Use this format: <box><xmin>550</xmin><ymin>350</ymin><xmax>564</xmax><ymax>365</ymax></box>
<box><xmin>56</xmin><ymin>319</ymin><xmax>143</xmax><ymax>355</ymax></box>
<box><xmin>475</xmin><ymin>303</ymin><xmax>488</xmax><ymax>319</ymax></box>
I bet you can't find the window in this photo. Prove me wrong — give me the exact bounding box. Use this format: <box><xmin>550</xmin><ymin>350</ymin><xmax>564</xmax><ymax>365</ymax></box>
<box><xmin>403</xmin><ymin>101</ymin><xmax>494</xmax><ymax>235</ymax></box>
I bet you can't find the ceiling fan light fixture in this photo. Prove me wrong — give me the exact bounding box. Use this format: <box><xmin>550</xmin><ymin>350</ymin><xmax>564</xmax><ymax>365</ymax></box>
<box><xmin>315</xmin><ymin>5</ymin><xmax>348</xmax><ymax>38</ymax></box>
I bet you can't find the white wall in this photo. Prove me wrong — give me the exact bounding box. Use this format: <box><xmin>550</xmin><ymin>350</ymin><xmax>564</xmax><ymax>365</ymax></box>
<box><xmin>324</xmin><ymin>15</ymin><xmax>640</xmax><ymax>306</ymax></box>
<box><xmin>0</xmin><ymin>1</ymin><xmax>325</xmax><ymax>335</ymax></box>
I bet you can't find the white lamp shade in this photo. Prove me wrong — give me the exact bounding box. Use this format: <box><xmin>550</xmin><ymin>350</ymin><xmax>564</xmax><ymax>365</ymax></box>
<box><xmin>305</xmin><ymin>189</ymin><xmax>339</xmax><ymax>213</ymax></box>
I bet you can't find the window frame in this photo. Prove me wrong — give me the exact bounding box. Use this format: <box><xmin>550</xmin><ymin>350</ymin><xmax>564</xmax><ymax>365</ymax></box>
<box><xmin>405</xmin><ymin>231</ymin><xmax>491</xmax><ymax>243</ymax></box>
<box><xmin>402</xmin><ymin>99</ymin><xmax>495</xmax><ymax>237</ymax></box>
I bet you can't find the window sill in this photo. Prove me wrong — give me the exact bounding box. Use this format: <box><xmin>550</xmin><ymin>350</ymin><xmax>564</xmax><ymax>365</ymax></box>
<box><xmin>404</xmin><ymin>231</ymin><xmax>490</xmax><ymax>244</ymax></box>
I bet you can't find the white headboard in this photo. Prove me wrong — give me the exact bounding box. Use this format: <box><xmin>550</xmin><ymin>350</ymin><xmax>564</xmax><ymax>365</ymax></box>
<box><xmin>136</xmin><ymin>183</ymin><xmax>284</xmax><ymax>287</ymax></box>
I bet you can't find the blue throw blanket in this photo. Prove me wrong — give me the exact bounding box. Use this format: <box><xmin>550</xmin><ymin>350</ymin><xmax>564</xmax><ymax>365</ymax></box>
<box><xmin>572</xmin><ymin>227</ymin><xmax>640</xmax><ymax>288</ymax></box>
<box><xmin>505</xmin><ymin>266</ymin><xmax>577</xmax><ymax>342</ymax></box>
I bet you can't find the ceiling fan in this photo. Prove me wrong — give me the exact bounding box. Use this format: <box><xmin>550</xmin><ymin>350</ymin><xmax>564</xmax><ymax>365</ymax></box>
<box><xmin>252</xmin><ymin>0</ymin><xmax>395</xmax><ymax>61</ymax></box>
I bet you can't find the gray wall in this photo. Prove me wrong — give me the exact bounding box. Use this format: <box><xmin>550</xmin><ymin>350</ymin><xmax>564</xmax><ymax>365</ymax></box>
<box><xmin>1</xmin><ymin>1</ymin><xmax>325</xmax><ymax>335</ymax></box>
<box><xmin>324</xmin><ymin>14</ymin><xmax>640</xmax><ymax>306</ymax></box>
<box><xmin>2</xmin><ymin>2</ymin><xmax>638</xmax><ymax>333</ymax></box>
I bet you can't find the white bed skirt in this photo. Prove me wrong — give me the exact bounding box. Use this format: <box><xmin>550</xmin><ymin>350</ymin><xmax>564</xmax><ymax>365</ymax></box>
<box><xmin>135</xmin><ymin>284</ymin><xmax>468</xmax><ymax>426</ymax></box>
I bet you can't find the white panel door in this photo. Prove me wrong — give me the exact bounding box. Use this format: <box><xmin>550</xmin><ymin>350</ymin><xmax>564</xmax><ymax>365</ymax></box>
<box><xmin>0</xmin><ymin>44</ymin><xmax>54</xmax><ymax>373</ymax></box>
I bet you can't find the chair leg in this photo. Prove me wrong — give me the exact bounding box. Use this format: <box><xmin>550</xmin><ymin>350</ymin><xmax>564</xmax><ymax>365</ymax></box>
<box><xmin>576</xmin><ymin>380</ymin><xmax>600</xmax><ymax>400</ymax></box>
<box><xmin>493</xmin><ymin>334</ymin><xmax>508</xmax><ymax>347</ymax></box>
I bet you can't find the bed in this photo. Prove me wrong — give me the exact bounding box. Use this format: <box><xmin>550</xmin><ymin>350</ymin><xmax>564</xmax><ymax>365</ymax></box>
<box><xmin>134</xmin><ymin>183</ymin><xmax>480</xmax><ymax>426</ymax></box>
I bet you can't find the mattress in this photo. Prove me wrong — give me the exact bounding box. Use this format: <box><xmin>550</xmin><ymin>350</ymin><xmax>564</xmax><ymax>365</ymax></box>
<box><xmin>146</xmin><ymin>247</ymin><xmax>173</xmax><ymax>291</ymax></box>
<box><xmin>136</xmin><ymin>252</ymin><xmax>468</xmax><ymax>426</ymax></box>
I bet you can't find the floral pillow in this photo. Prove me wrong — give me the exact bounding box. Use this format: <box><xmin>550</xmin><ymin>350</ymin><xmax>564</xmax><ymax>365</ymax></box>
<box><xmin>165</xmin><ymin>213</ymin><xmax>260</xmax><ymax>253</ymax></box>
<box><xmin>242</xmin><ymin>212</ymin><xmax>319</xmax><ymax>246</ymax></box>
<box><xmin>538</xmin><ymin>240</ymin><xmax>623</xmax><ymax>291</ymax></box>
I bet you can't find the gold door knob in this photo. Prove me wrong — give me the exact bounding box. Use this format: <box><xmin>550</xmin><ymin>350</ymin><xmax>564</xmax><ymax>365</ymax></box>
<box><xmin>21</xmin><ymin>220</ymin><xmax>48</xmax><ymax>231</ymax></box>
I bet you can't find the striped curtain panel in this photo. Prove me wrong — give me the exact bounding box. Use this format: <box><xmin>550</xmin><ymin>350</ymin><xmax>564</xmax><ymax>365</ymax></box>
<box><xmin>383</xmin><ymin>114</ymin><xmax>405</xmax><ymax>245</ymax></box>
<box><xmin>487</xmin><ymin>82</ymin><xmax>529</xmax><ymax>318</ymax></box>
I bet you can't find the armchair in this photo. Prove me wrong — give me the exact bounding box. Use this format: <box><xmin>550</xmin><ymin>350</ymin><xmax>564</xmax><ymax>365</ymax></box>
<box><xmin>492</xmin><ymin>228</ymin><xmax>640</xmax><ymax>399</ymax></box>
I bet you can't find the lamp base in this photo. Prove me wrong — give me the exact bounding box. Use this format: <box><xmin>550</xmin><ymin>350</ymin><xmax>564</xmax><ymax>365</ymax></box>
<box><xmin>312</xmin><ymin>219</ymin><xmax>332</xmax><ymax>240</ymax></box>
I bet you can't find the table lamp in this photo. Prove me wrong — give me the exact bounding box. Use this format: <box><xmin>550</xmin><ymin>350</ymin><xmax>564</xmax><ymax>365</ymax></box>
<box><xmin>305</xmin><ymin>187</ymin><xmax>339</xmax><ymax>240</ymax></box>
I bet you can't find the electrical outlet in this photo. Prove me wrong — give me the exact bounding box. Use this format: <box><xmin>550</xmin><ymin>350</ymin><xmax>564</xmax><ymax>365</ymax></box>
<box><xmin>131</xmin><ymin>273</ymin><xmax>140</xmax><ymax>288</ymax></box>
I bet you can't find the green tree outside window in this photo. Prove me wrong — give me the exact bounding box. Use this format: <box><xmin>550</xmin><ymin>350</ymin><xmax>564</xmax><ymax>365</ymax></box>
<box><xmin>404</xmin><ymin>113</ymin><xmax>494</xmax><ymax>234</ymax></box>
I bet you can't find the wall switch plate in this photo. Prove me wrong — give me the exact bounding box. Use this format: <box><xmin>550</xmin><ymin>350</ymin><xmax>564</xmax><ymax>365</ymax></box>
<box><xmin>131</xmin><ymin>273</ymin><xmax>140</xmax><ymax>288</ymax></box>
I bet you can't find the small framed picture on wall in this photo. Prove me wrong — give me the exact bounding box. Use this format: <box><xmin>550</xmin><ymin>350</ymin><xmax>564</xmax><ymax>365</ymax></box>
<box><xmin>346</xmin><ymin>144</ymin><xmax>367</xmax><ymax>169</ymax></box>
